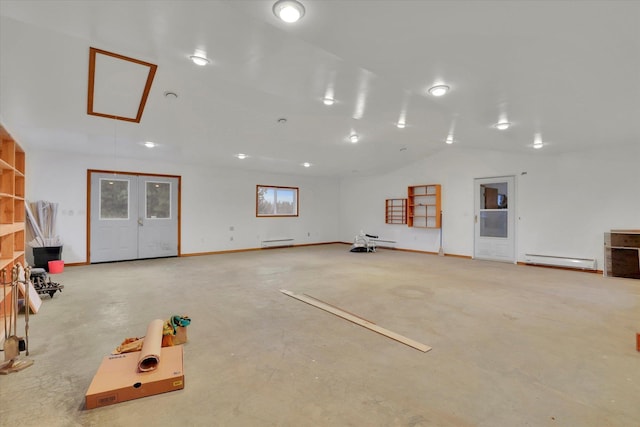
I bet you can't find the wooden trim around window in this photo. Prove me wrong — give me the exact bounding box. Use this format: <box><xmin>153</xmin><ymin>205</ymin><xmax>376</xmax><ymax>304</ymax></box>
<box><xmin>256</xmin><ymin>185</ymin><xmax>299</xmax><ymax>217</ymax></box>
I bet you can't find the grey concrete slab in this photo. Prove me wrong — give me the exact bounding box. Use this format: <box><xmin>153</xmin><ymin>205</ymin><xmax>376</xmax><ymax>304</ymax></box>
<box><xmin>1</xmin><ymin>244</ymin><xmax>639</xmax><ymax>426</ymax></box>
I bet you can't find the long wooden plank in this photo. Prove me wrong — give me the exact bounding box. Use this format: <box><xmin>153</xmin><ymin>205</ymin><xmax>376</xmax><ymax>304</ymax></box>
<box><xmin>281</xmin><ymin>289</ymin><xmax>431</xmax><ymax>353</ymax></box>
<box><xmin>302</xmin><ymin>293</ymin><xmax>376</xmax><ymax>324</ymax></box>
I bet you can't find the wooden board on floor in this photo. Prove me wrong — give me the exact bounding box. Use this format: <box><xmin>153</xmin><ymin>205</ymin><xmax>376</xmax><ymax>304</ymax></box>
<box><xmin>17</xmin><ymin>281</ymin><xmax>42</xmax><ymax>314</ymax></box>
<box><xmin>281</xmin><ymin>289</ymin><xmax>431</xmax><ymax>353</ymax></box>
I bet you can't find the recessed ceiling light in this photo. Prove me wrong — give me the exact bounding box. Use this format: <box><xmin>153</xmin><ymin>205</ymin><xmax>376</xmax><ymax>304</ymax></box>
<box><xmin>277</xmin><ymin>118</ymin><xmax>287</xmax><ymax>124</ymax></box>
<box><xmin>273</xmin><ymin>0</ymin><xmax>305</xmax><ymax>23</ymax></box>
<box><xmin>164</xmin><ymin>91</ymin><xmax>178</xmax><ymax>99</ymax></box>
<box><xmin>302</xmin><ymin>162</ymin><xmax>311</xmax><ymax>168</ymax></box>
<box><xmin>144</xmin><ymin>141</ymin><xmax>156</xmax><ymax>148</ymax></box>
<box><xmin>235</xmin><ymin>153</ymin><xmax>248</xmax><ymax>159</ymax></box>
<box><xmin>494</xmin><ymin>121</ymin><xmax>511</xmax><ymax>130</ymax></box>
<box><xmin>349</xmin><ymin>134</ymin><xmax>359</xmax><ymax>143</ymax></box>
<box><xmin>396</xmin><ymin>121</ymin><xmax>406</xmax><ymax>129</ymax></box>
<box><xmin>323</xmin><ymin>97</ymin><xmax>335</xmax><ymax>106</ymax></box>
<box><xmin>533</xmin><ymin>134</ymin><xmax>544</xmax><ymax>149</ymax></box>
<box><xmin>428</xmin><ymin>85</ymin><xmax>450</xmax><ymax>97</ymax></box>
<box><xmin>189</xmin><ymin>55</ymin><xmax>210</xmax><ymax>66</ymax></box>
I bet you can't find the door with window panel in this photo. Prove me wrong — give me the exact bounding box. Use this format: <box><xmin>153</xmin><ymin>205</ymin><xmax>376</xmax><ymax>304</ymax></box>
<box><xmin>473</xmin><ymin>176</ymin><xmax>515</xmax><ymax>263</ymax></box>
<box><xmin>137</xmin><ymin>177</ymin><xmax>178</xmax><ymax>259</ymax></box>
<box><xmin>90</xmin><ymin>172</ymin><xmax>178</xmax><ymax>263</ymax></box>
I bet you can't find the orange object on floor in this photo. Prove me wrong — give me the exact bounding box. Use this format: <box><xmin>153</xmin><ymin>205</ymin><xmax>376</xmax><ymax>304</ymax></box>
<box><xmin>636</xmin><ymin>333</ymin><xmax>640</xmax><ymax>352</ymax></box>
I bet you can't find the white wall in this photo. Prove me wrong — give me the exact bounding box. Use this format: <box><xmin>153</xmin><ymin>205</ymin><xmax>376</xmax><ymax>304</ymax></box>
<box><xmin>26</xmin><ymin>150</ymin><xmax>340</xmax><ymax>264</ymax></box>
<box><xmin>27</xmin><ymin>142</ymin><xmax>639</xmax><ymax>271</ymax></box>
<box><xmin>339</xmin><ymin>144</ymin><xmax>640</xmax><ymax>269</ymax></box>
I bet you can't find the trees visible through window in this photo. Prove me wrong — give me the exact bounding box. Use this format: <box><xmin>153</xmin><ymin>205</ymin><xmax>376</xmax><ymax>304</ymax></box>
<box><xmin>146</xmin><ymin>181</ymin><xmax>171</xmax><ymax>219</ymax></box>
<box><xmin>256</xmin><ymin>185</ymin><xmax>298</xmax><ymax>217</ymax></box>
<box><xmin>100</xmin><ymin>178</ymin><xmax>129</xmax><ymax>219</ymax></box>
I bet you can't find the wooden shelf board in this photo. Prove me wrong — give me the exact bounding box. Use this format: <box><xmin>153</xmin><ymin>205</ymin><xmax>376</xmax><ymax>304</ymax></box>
<box><xmin>0</xmin><ymin>223</ymin><xmax>24</xmax><ymax>237</ymax></box>
<box><xmin>0</xmin><ymin>257</ymin><xmax>15</xmax><ymax>270</ymax></box>
<box><xmin>0</xmin><ymin>159</ymin><xmax>12</xmax><ymax>170</ymax></box>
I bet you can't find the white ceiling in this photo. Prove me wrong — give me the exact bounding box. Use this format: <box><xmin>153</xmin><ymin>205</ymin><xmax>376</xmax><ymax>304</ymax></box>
<box><xmin>1</xmin><ymin>0</ymin><xmax>639</xmax><ymax>177</ymax></box>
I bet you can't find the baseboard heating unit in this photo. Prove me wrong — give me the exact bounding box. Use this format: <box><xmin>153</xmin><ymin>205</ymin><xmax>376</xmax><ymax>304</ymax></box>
<box><xmin>261</xmin><ymin>239</ymin><xmax>294</xmax><ymax>248</ymax></box>
<box><xmin>371</xmin><ymin>239</ymin><xmax>397</xmax><ymax>249</ymax></box>
<box><xmin>524</xmin><ymin>253</ymin><xmax>597</xmax><ymax>271</ymax></box>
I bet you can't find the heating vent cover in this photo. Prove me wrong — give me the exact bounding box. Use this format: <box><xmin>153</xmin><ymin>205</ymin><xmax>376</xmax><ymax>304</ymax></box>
<box><xmin>524</xmin><ymin>254</ymin><xmax>597</xmax><ymax>270</ymax></box>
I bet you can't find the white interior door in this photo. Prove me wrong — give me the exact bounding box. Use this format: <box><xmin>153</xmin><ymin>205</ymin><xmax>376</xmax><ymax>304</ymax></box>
<box><xmin>90</xmin><ymin>172</ymin><xmax>178</xmax><ymax>263</ymax></box>
<box><xmin>474</xmin><ymin>176</ymin><xmax>516</xmax><ymax>263</ymax></box>
<box><xmin>90</xmin><ymin>173</ymin><xmax>138</xmax><ymax>263</ymax></box>
<box><xmin>137</xmin><ymin>176</ymin><xmax>178</xmax><ymax>259</ymax></box>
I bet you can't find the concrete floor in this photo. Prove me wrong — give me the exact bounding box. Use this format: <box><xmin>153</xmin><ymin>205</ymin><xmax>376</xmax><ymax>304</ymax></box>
<box><xmin>1</xmin><ymin>244</ymin><xmax>639</xmax><ymax>426</ymax></box>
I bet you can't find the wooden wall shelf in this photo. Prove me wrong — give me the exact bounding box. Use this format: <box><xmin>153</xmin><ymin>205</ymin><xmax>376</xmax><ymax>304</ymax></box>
<box><xmin>385</xmin><ymin>199</ymin><xmax>407</xmax><ymax>224</ymax></box>
<box><xmin>407</xmin><ymin>185</ymin><xmax>441</xmax><ymax>228</ymax></box>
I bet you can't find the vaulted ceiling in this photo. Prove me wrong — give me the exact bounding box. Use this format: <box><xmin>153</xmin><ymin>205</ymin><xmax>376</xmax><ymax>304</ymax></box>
<box><xmin>1</xmin><ymin>0</ymin><xmax>639</xmax><ymax>177</ymax></box>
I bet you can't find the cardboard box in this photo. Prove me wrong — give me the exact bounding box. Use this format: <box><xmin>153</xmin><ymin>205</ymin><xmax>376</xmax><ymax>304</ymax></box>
<box><xmin>85</xmin><ymin>345</ymin><xmax>184</xmax><ymax>409</ymax></box>
<box><xmin>174</xmin><ymin>326</ymin><xmax>187</xmax><ymax>345</ymax></box>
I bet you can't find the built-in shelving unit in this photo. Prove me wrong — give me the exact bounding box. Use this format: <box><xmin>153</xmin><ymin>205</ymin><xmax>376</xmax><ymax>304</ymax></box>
<box><xmin>385</xmin><ymin>199</ymin><xmax>407</xmax><ymax>224</ymax></box>
<box><xmin>0</xmin><ymin>125</ymin><xmax>26</xmax><ymax>321</ymax></box>
<box><xmin>407</xmin><ymin>184</ymin><xmax>441</xmax><ymax>228</ymax></box>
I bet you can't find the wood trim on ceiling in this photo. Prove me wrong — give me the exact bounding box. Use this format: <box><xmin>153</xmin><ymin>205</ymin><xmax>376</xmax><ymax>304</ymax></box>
<box><xmin>87</xmin><ymin>47</ymin><xmax>157</xmax><ymax>123</ymax></box>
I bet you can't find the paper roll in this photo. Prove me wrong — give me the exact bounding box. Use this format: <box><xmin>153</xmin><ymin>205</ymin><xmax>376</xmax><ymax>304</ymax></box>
<box><xmin>137</xmin><ymin>319</ymin><xmax>164</xmax><ymax>372</ymax></box>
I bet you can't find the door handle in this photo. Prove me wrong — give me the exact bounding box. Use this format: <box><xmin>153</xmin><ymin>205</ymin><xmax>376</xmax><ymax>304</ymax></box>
<box><xmin>138</xmin><ymin>218</ymin><xmax>144</xmax><ymax>226</ymax></box>
<box><xmin>474</xmin><ymin>215</ymin><xmax>478</xmax><ymax>223</ymax></box>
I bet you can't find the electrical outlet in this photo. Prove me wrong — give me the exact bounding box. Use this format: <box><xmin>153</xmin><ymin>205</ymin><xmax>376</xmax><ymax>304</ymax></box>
<box><xmin>230</xmin><ymin>236</ymin><xmax>234</xmax><ymax>241</ymax></box>
<box><xmin>229</xmin><ymin>226</ymin><xmax>234</xmax><ymax>231</ymax></box>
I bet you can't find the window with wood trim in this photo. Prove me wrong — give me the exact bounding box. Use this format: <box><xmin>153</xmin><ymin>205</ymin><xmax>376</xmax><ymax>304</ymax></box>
<box><xmin>256</xmin><ymin>185</ymin><xmax>299</xmax><ymax>217</ymax></box>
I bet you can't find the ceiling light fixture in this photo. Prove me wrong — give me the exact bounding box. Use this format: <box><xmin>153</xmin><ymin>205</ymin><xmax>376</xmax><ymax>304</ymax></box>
<box><xmin>235</xmin><ymin>153</ymin><xmax>248</xmax><ymax>159</ymax></box>
<box><xmin>533</xmin><ymin>133</ymin><xmax>544</xmax><ymax>149</ymax></box>
<box><xmin>445</xmin><ymin>134</ymin><xmax>454</xmax><ymax>144</ymax></box>
<box><xmin>349</xmin><ymin>134</ymin><xmax>359</xmax><ymax>143</ymax></box>
<box><xmin>323</xmin><ymin>97</ymin><xmax>335</xmax><ymax>106</ymax></box>
<box><xmin>144</xmin><ymin>141</ymin><xmax>156</xmax><ymax>148</ymax></box>
<box><xmin>189</xmin><ymin>55</ymin><xmax>210</xmax><ymax>66</ymax></box>
<box><xmin>273</xmin><ymin>0</ymin><xmax>305</xmax><ymax>23</ymax></box>
<box><xmin>428</xmin><ymin>84</ymin><xmax>450</xmax><ymax>97</ymax></box>
<box><xmin>396</xmin><ymin>121</ymin><xmax>406</xmax><ymax>129</ymax></box>
<box><xmin>494</xmin><ymin>121</ymin><xmax>511</xmax><ymax>130</ymax></box>
<box><xmin>302</xmin><ymin>162</ymin><xmax>311</xmax><ymax>168</ymax></box>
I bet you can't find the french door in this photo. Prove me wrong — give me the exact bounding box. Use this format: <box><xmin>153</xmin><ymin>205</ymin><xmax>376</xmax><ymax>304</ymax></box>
<box><xmin>89</xmin><ymin>171</ymin><xmax>179</xmax><ymax>263</ymax></box>
<box><xmin>473</xmin><ymin>176</ymin><xmax>515</xmax><ymax>263</ymax></box>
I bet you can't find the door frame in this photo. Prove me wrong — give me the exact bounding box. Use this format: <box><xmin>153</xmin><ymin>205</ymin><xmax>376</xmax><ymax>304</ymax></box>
<box><xmin>86</xmin><ymin>169</ymin><xmax>182</xmax><ymax>264</ymax></box>
<box><xmin>473</xmin><ymin>175</ymin><xmax>517</xmax><ymax>263</ymax></box>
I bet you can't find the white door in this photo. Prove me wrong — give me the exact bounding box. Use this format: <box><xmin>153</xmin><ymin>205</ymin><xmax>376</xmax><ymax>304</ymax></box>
<box><xmin>90</xmin><ymin>172</ymin><xmax>179</xmax><ymax>263</ymax></box>
<box><xmin>137</xmin><ymin>176</ymin><xmax>179</xmax><ymax>259</ymax></box>
<box><xmin>474</xmin><ymin>176</ymin><xmax>515</xmax><ymax>263</ymax></box>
